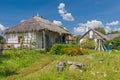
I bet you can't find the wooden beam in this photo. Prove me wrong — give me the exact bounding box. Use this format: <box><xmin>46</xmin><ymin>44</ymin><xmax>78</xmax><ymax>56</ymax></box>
<box><xmin>42</xmin><ymin>30</ymin><xmax>46</xmax><ymax>49</ymax></box>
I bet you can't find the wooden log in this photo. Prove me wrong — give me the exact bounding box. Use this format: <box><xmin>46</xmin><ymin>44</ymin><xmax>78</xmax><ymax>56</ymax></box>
<box><xmin>42</xmin><ymin>30</ymin><xmax>46</xmax><ymax>49</ymax></box>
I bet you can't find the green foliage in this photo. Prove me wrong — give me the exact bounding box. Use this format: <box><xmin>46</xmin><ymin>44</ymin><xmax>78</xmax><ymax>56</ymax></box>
<box><xmin>0</xmin><ymin>49</ymin><xmax>47</xmax><ymax>77</ymax></box>
<box><xmin>2</xmin><ymin>48</ymin><xmax>18</xmax><ymax>58</ymax></box>
<box><xmin>49</xmin><ymin>44</ymin><xmax>66</xmax><ymax>55</ymax></box>
<box><xmin>94</xmin><ymin>27</ymin><xmax>106</xmax><ymax>34</ymax></box>
<box><xmin>12</xmin><ymin>50</ymin><xmax>120</xmax><ymax>80</ymax></box>
<box><xmin>0</xmin><ymin>61</ymin><xmax>18</xmax><ymax>76</ymax></box>
<box><xmin>104</xmin><ymin>40</ymin><xmax>112</xmax><ymax>46</ymax></box>
<box><xmin>0</xmin><ymin>35</ymin><xmax>5</xmax><ymax>43</ymax></box>
<box><xmin>81</xmin><ymin>39</ymin><xmax>95</xmax><ymax>49</ymax></box>
<box><xmin>75</xmin><ymin>35</ymin><xmax>81</xmax><ymax>43</ymax></box>
<box><xmin>62</xmin><ymin>47</ymin><xmax>88</xmax><ymax>56</ymax></box>
<box><xmin>104</xmin><ymin>40</ymin><xmax>114</xmax><ymax>47</ymax></box>
<box><xmin>0</xmin><ymin>36</ymin><xmax>4</xmax><ymax>41</ymax></box>
<box><xmin>104</xmin><ymin>36</ymin><xmax>120</xmax><ymax>50</ymax></box>
<box><xmin>66</xmin><ymin>41</ymin><xmax>79</xmax><ymax>48</ymax></box>
<box><xmin>112</xmin><ymin>36</ymin><xmax>120</xmax><ymax>50</ymax></box>
<box><xmin>1</xmin><ymin>50</ymin><xmax>120</xmax><ymax>80</ymax></box>
<box><xmin>108</xmin><ymin>31</ymin><xmax>120</xmax><ymax>34</ymax></box>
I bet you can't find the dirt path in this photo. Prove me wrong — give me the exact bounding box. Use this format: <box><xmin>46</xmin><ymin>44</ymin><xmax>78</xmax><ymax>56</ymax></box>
<box><xmin>4</xmin><ymin>60</ymin><xmax>55</xmax><ymax>80</ymax></box>
<box><xmin>20</xmin><ymin>60</ymin><xmax>55</xmax><ymax>79</ymax></box>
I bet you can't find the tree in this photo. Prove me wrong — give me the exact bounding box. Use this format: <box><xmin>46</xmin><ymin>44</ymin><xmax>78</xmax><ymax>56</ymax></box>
<box><xmin>108</xmin><ymin>31</ymin><xmax>120</xmax><ymax>34</ymax></box>
<box><xmin>75</xmin><ymin>35</ymin><xmax>81</xmax><ymax>44</ymax></box>
<box><xmin>112</xmin><ymin>36</ymin><xmax>120</xmax><ymax>50</ymax></box>
<box><xmin>94</xmin><ymin>27</ymin><xmax>106</xmax><ymax>34</ymax></box>
<box><xmin>0</xmin><ymin>35</ymin><xmax>5</xmax><ymax>54</ymax></box>
<box><xmin>0</xmin><ymin>36</ymin><xmax>4</xmax><ymax>43</ymax></box>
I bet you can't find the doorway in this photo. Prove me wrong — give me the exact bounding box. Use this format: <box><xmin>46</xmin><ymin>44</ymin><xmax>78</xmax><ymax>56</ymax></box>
<box><xmin>45</xmin><ymin>35</ymin><xmax>50</xmax><ymax>50</ymax></box>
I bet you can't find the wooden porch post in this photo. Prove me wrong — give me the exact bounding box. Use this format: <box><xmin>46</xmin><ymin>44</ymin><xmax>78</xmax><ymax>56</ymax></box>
<box><xmin>42</xmin><ymin>30</ymin><xmax>46</xmax><ymax>49</ymax></box>
<box><xmin>60</xmin><ymin>33</ymin><xmax>62</xmax><ymax>43</ymax></box>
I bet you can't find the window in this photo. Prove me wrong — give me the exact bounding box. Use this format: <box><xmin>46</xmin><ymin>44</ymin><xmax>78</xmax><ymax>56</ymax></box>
<box><xmin>18</xmin><ymin>36</ymin><xmax>23</xmax><ymax>43</ymax></box>
<box><xmin>89</xmin><ymin>31</ymin><xmax>94</xmax><ymax>39</ymax></box>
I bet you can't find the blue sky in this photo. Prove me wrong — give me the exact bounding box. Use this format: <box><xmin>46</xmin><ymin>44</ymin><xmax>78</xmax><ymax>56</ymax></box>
<box><xmin>0</xmin><ymin>0</ymin><xmax>120</xmax><ymax>34</ymax></box>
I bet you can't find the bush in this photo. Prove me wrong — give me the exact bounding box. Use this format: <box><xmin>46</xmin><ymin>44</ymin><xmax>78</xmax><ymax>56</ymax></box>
<box><xmin>0</xmin><ymin>61</ymin><xmax>18</xmax><ymax>76</ymax></box>
<box><xmin>104</xmin><ymin>40</ymin><xmax>112</xmax><ymax>46</ymax></box>
<box><xmin>112</xmin><ymin>36</ymin><xmax>120</xmax><ymax>50</ymax></box>
<box><xmin>2</xmin><ymin>49</ymin><xmax>18</xmax><ymax>58</ymax></box>
<box><xmin>49</xmin><ymin>44</ymin><xmax>66</xmax><ymax>55</ymax></box>
<box><xmin>62</xmin><ymin>47</ymin><xmax>88</xmax><ymax>56</ymax></box>
<box><xmin>80</xmin><ymin>39</ymin><xmax>95</xmax><ymax>49</ymax></box>
<box><xmin>104</xmin><ymin>36</ymin><xmax>120</xmax><ymax>50</ymax></box>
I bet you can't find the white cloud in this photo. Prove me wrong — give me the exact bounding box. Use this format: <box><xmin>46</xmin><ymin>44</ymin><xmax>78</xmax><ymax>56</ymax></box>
<box><xmin>62</xmin><ymin>13</ymin><xmax>74</xmax><ymax>21</ymax></box>
<box><xmin>78</xmin><ymin>23</ymin><xmax>86</xmax><ymax>27</ymax></box>
<box><xmin>73</xmin><ymin>26</ymin><xmax>86</xmax><ymax>35</ymax></box>
<box><xmin>78</xmin><ymin>20</ymin><xmax>104</xmax><ymax>28</ymax></box>
<box><xmin>53</xmin><ymin>20</ymin><xmax>62</xmax><ymax>26</ymax></box>
<box><xmin>73</xmin><ymin>20</ymin><xmax>104</xmax><ymax>34</ymax></box>
<box><xmin>106</xmin><ymin>21</ymin><xmax>119</xmax><ymax>26</ymax></box>
<box><xmin>74</xmin><ymin>20</ymin><xmax>120</xmax><ymax>35</ymax></box>
<box><xmin>59</xmin><ymin>10</ymin><xmax>65</xmax><ymax>14</ymax></box>
<box><xmin>85</xmin><ymin>20</ymin><xmax>104</xmax><ymax>28</ymax></box>
<box><xmin>113</xmin><ymin>27</ymin><xmax>120</xmax><ymax>31</ymax></box>
<box><xmin>105</xmin><ymin>20</ymin><xmax>120</xmax><ymax>33</ymax></box>
<box><xmin>104</xmin><ymin>26</ymin><xmax>111</xmax><ymax>33</ymax></box>
<box><xmin>0</xmin><ymin>24</ymin><xmax>6</xmax><ymax>31</ymax></box>
<box><xmin>58</xmin><ymin>3</ymin><xmax>65</xmax><ymax>9</ymax></box>
<box><xmin>58</xmin><ymin>3</ymin><xmax>74</xmax><ymax>21</ymax></box>
<box><xmin>20</xmin><ymin>20</ymin><xmax>25</xmax><ymax>22</ymax></box>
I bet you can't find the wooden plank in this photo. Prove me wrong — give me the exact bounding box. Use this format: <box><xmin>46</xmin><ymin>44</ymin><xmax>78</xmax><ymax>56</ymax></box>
<box><xmin>42</xmin><ymin>30</ymin><xmax>46</xmax><ymax>49</ymax></box>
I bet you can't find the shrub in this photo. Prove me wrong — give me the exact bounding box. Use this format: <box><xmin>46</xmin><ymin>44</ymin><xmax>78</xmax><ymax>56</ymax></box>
<box><xmin>0</xmin><ymin>61</ymin><xmax>18</xmax><ymax>76</ymax></box>
<box><xmin>2</xmin><ymin>49</ymin><xmax>18</xmax><ymax>58</ymax></box>
<box><xmin>112</xmin><ymin>36</ymin><xmax>120</xmax><ymax>50</ymax></box>
<box><xmin>49</xmin><ymin>44</ymin><xmax>66</xmax><ymax>55</ymax></box>
<box><xmin>104</xmin><ymin>36</ymin><xmax>120</xmax><ymax>50</ymax></box>
<box><xmin>62</xmin><ymin>47</ymin><xmax>88</xmax><ymax>56</ymax></box>
<box><xmin>80</xmin><ymin>39</ymin><xmax>95</xmax><ymax>49</ymax></box>
<box><xmin>104</xmin><ymin>40</ymin><xmax>112</xmax><ymax>46</ymax></box>
<box><xmin>80</xmin><ymin>48</ymin><xmax>89</xmax><ymax>54</ymax></box>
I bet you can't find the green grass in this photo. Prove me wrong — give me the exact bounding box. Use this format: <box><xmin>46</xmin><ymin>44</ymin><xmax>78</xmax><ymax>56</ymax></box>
<box><xmin>0</xmin><ymin>49</ymin><xmax>120</xmax><ymax>80</ymax></box>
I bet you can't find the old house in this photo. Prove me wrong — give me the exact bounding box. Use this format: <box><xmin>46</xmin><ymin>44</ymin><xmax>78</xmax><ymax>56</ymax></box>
<box><xmin>4</xmin><ymin>16</ymin><xmax>71</xmax><ymax>49</ymax></box>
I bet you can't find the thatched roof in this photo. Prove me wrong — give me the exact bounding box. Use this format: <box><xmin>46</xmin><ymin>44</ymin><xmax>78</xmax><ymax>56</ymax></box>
<box><xmin>106</xmin><ymin>34</ymin><xmax>120</xmax><ymax>40</ymax></box>
<box><xmin>80</xmin><ymin>29</ymin><xmax>108</xmax><ymax>40</ymax></box>
<box><xmin>4</xmin><ymin>16</ymin><xmax>70</xmax><ymax>35</ymax></box>
<box><xmin>66</xmin><ymin>35</ymin><xmax>75</xmax><ymax>41</ymax></box>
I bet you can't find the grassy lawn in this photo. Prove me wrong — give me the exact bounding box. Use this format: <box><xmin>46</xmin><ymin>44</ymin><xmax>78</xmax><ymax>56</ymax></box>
<box><xmin>0</xmin><ymin>49</ymin><xmax>120</xmax><ymax>80</ymax></box>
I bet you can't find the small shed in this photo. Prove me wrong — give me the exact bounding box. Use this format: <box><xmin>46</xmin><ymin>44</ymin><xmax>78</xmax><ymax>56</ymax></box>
<box><xmin>79</xmin><ymin>29</ymin><xmax>108</xmax><ymax>51</ymax></box>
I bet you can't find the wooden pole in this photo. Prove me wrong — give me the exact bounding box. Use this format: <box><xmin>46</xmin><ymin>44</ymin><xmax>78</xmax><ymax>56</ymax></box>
<box><xmin>42</xmin><ymin>30</ymin><xmax>46</xmax><ymax>49</ymax></box>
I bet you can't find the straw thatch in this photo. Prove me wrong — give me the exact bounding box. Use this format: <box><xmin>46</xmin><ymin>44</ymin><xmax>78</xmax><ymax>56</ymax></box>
<box><xmin>4</xmin><ymin>16</ymin><xmax>70</xmax><ymax>35</ymax></box>
<box><xmin>106</xmin><ymin>33</ymin><xmax>120</xmax><ymax>40</ymax></box>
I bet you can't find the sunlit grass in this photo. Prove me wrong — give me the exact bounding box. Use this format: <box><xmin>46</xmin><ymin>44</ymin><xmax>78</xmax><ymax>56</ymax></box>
<box><xmin>0</xmin><ymin>49</ymin><xmax>120</xmax><ymax>80</ymax></box>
